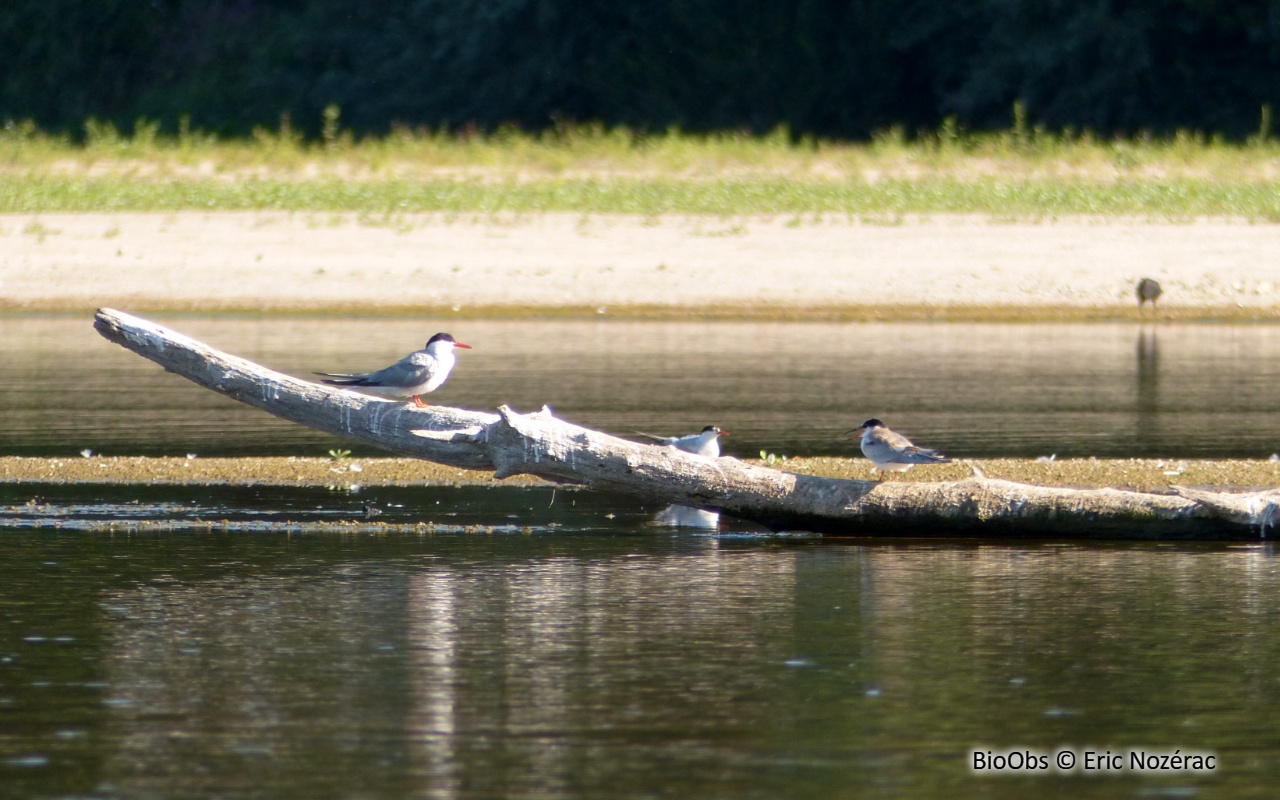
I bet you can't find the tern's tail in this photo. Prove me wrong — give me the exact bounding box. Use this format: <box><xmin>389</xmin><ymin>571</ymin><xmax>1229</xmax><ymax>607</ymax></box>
<box><xmin>315</xmin><ymin>372</ymin><xmax>366</xmax><ymax>386</ymax></box>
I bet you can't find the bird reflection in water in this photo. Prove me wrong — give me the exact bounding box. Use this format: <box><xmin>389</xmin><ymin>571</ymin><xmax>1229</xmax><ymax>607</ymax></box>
<box><xmin>1136</xmin><ymin>326</ymin><xmax>1160</xmax><ymax>451</ymax></box>
<box><xmin>654</xmin><ymin>505</ymin><xmax>721</xmax><ymax>530</ymax></box>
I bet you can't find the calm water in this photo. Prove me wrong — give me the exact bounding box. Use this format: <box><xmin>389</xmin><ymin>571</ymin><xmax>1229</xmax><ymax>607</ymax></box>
<box><xmin>5</xmin><ymin>315</ymin><xmax>1280</xmax><ymax>458</ymax></box>
<box><xmin>6</xmin><ymin>315</ymin><xmax>1280</xmax><ymax>798</ymax></box>
<box><xmin>0</xmin><ymin>496</ymin><xmax>1277</xmax><ymax>799</ymax></box>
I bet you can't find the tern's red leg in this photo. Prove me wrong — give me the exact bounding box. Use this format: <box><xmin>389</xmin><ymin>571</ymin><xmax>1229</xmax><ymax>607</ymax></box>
<box><xmin>413</xmin><ymin>395</ymin><xmax>428</xmax><ymax>408</ymax></box>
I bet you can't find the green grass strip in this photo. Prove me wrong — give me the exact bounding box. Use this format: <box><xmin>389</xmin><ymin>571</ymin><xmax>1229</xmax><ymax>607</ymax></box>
<box><xmin>4</xmin><ymin>174</ymin><xmax>1280</xmax><ymax>218</ymax></box>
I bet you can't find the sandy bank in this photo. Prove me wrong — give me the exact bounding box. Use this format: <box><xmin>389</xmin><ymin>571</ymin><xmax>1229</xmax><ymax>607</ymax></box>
<box><xmin>3</xmin><ymin>212</ymin><xmax>1279</xmax><ymax>315</ymax></box>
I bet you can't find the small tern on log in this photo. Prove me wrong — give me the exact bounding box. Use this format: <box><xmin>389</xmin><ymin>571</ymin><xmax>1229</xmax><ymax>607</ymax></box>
<box><xmin>637</xmin><ymin>426</ymin><xmax>728</xmax><ymax>457</ymax></box>
<box><xmin>93</xmin><ymin>308</ymin><xmax>1280</xmax><ymax>539</ymax></box>
<box><xmin>847</xmin><ymin>419</ymin><xmax>951</xmax><ymax>479</ymax></box>
<box><xmin>315</xmin><ymin>332</ymin><xmax>470</xmax><ymax>407</ymax></box>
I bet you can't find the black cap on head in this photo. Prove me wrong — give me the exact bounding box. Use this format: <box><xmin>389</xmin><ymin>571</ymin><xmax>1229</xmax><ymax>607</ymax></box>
<box><xmin>426</xmin><ymin>333</ymin><xmax>457</xmax><ymax>346</ymax></box>
<box><xmin>702</xmin><ymin>425</ymin><xmax>720</xmax><ymax>433</ymax></box>
<box><xmin>860</xmin><ymin>419</ymin><xmax>884</xmax><ymax>429</ymax></box>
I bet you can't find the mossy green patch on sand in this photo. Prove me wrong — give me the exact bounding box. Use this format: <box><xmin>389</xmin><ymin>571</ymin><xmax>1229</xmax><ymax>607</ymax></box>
<box><xmin>3</xmin><ymin>456</ymin><xmax>1277</xmax><ymax>493</ymax></box>
<box><xmin>0</xmin><ymin>456</ymin><xmax>548</xmax><ymax>487</ymax></box>
<box><xmin>784</xmin><ymin>457</ymin><xmax>1280</xmax><ymax>493</ymax></box>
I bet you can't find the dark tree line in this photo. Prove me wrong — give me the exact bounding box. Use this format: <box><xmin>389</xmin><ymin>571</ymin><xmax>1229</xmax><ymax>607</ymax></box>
<box><xmin>4</xmin><ymin>0</ymin><xmax>1279</xmax><ymax>140</ymax></box>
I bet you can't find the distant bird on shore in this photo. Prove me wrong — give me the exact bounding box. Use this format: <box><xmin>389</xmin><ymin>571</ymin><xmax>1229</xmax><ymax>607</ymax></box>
<box><xmin>847</xmin><ymin>419</ymin><xmax>951</xmax><ymax>479</ymax></box>
<box><xmin>638</xmin><ymin>425</ymin><xmax>728</xmax><ymax>457</ymax></box>
<box><xmin>1136</xmin><ymin>278</ymin><xmax>1163</xmax><ymax>314</ymax></box>
<box><xmin>315</xmin><ymin>333</ymin><xmax>471</xmax><ymax>407</ymax></box>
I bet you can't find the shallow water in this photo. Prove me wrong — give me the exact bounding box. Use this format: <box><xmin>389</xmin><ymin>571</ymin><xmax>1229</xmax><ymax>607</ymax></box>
<box><xmin>5</xmin><ymin>314</ymin><xmax>1280</xmax><ymax>459</ymax></box>
<box><xmin>0</xmin><ymin>500</ymin><xmax>1277</xmax><ymax>799</ymax></box>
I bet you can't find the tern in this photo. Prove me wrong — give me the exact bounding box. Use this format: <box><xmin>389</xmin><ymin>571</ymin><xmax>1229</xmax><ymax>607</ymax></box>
<box><xmin>315</xmin><ymin>332</ymin><xmax>471</xmax><ymax>407</ymax></box>
<box><xmin>847</xmin><ymin>418</ymin><xmax>951</xmax><ymax>479</ymax></box>
<box><xmin>638</xmin><ymin>425</ymin><xmax>728</xmax><ymax>457</ymax></box>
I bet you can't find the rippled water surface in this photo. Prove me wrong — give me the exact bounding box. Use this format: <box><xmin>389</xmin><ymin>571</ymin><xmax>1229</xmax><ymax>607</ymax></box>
<box><xmin>5</xmin><ymin>314</ymin><xmax>1280</xmax><ymax>458</ymax></box>
<box><xmin>1</xmin><ymin>510</ymin><xmax>1278</xmax><ymax>799</ymax></box>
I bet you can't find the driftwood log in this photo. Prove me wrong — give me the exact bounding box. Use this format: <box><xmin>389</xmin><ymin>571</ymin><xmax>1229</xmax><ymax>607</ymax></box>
<box><xmin>94</xmin><ymin>308</ymin><xmax>1279</xmax><ymax>540</ymax></box>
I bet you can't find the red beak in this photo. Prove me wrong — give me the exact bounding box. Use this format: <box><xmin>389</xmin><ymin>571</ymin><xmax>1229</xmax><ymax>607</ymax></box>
<box><xmin>454</xmin><ymin>342</ymin><xmax>473</xmax><ymax>349</ymax></box>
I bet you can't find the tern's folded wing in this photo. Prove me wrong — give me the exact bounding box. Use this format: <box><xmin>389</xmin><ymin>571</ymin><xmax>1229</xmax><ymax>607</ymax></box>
<box><xmin>361</xmin><ymin>358</ymin><xmax>432</xmax><ymax>389</ymax></box>
<box><xmin>897</xmin><ymin>446</ymin><xmax>951</xmax><ymax>464</ymax></box>
<box><xmin>860</xmin><ymin>434</ymin><xmax>903</xmax><ymax>464</ymax></box>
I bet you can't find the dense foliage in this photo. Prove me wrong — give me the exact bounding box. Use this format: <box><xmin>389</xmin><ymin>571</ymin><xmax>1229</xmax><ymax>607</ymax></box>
<box><xmin>4</xmin><ymin>0</ymin><xmax>1278</xmax><ymax>139</ymax></box>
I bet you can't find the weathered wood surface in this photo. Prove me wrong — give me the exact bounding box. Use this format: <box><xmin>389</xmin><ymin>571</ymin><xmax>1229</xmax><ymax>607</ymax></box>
<box><xmin>94</xmin><ymin>308</ymin><xmax>1279</xmax><ymax>539</ymax></box>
